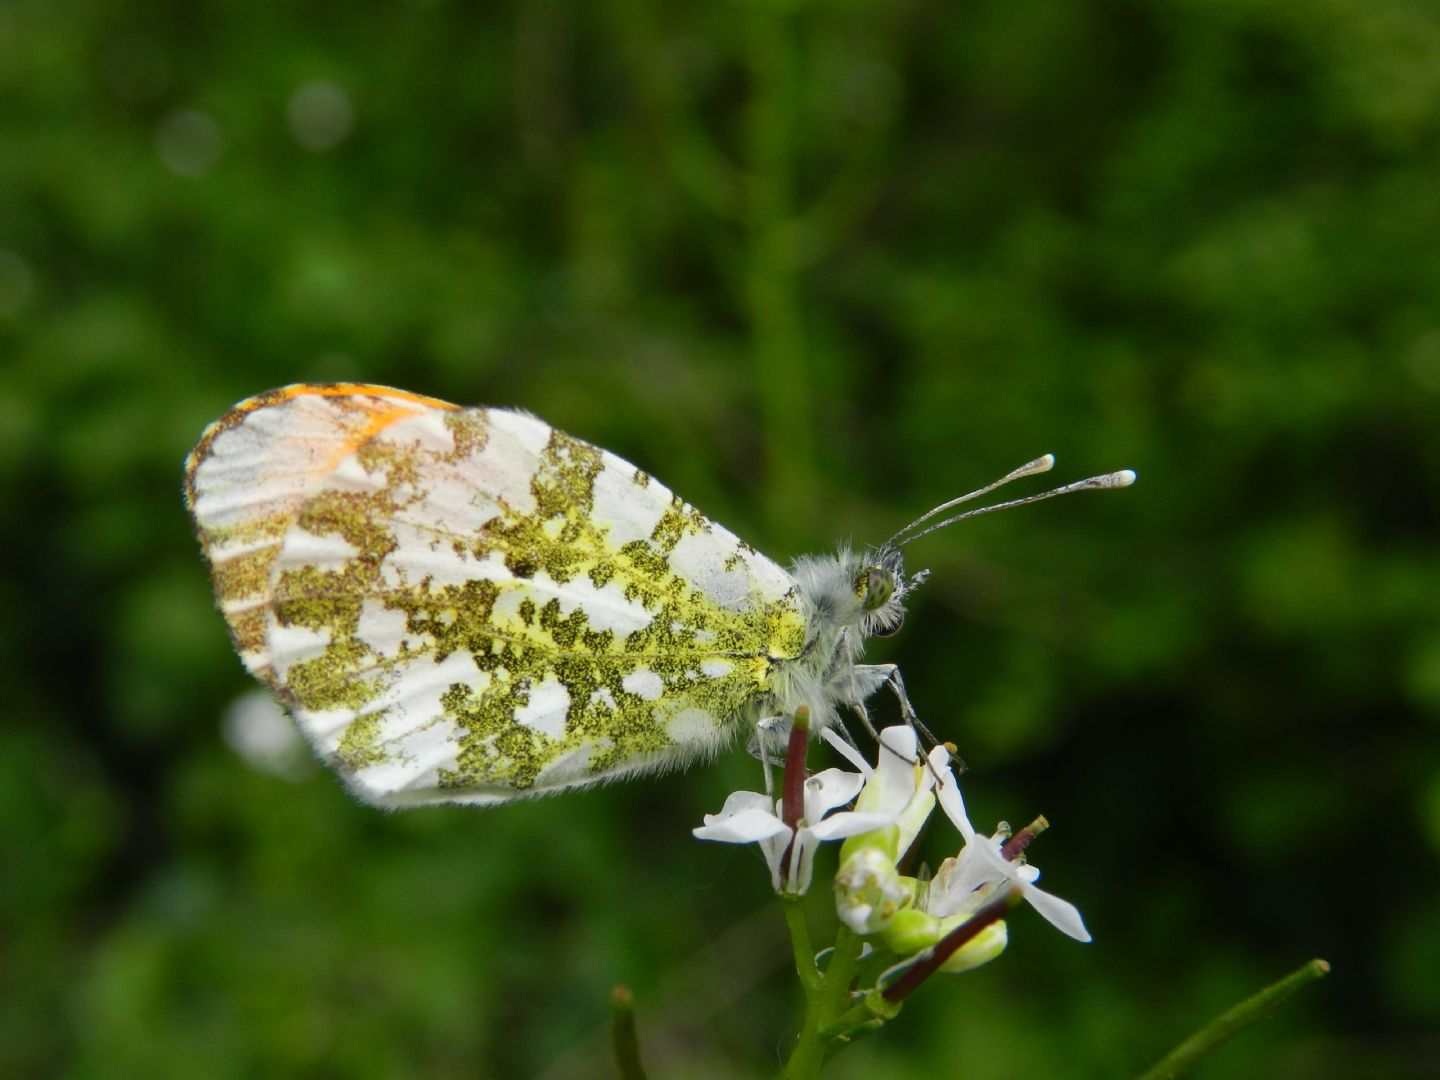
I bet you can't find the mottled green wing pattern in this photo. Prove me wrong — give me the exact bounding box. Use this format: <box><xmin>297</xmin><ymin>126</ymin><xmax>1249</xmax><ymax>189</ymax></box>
<box><xmin>187</xmin><ymin>385</ymin><xmax>808</xmax><ymax>806</ymax></box>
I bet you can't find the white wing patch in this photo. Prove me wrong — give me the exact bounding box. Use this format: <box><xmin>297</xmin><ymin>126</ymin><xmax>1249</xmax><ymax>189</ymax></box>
<box><xmin>591</xmin><ymin>459</ymin><xmax>670</xmax><ymax>547</ymax></box>
<box><xmin>621</xmin><ymin>669</ymin><xmax>665</xmax><ymax>701</ymax></box>
<box><xmin>514</xmin><ymin>679</ymin><xmax>572</xmax><ymax>739</ymax></box>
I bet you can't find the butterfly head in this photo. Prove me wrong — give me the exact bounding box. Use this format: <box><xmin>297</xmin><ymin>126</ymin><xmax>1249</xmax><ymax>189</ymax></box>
<box><xmin>853</xmin><ymin>544</ymin><xmax>927</xmax><ymax>640</ymax></box>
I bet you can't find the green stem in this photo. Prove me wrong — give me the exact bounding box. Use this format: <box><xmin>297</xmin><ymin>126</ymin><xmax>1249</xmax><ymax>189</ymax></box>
<box><xmin>609</xmin><ymin>985</ymin><xmax>648</xmax><ymax>1080</ymax></box>
<box><xmin>816</xmin><ymin>926</ymin><xmax>864</xmax><ymax>1029</ymax></box>
<box><xmin>821</xmin><ymin>1000</ymin><xmax>880</xmax><ymax>1045</ymax></box>
<box><xmin>781</xmin><ymin>895</ymin><xmax>821</xmax><ymax>995</ymax></box>
<box><xmin>1134</xmin><ymin>959</ymin><xmax>1331</xmax><ymax>1080</ymax></box>
<box><xmin>780</xmin><ymin>922</ymin><xmax>865</xmax><ymax>1079</ymax></box>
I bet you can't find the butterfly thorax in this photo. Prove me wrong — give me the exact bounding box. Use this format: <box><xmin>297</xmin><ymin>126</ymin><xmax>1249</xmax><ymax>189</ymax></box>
<box><xmin>764</xmin><ymin>545</ymin><xmax>913</xmax><ymax>729</ymax></box>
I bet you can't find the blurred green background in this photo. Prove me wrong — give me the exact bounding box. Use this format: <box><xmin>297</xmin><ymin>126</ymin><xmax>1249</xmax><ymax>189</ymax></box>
<box><xmin>4</xmin><ymin>0</ymin><xmax>1439</xmax><ymax>1076</ymax></box>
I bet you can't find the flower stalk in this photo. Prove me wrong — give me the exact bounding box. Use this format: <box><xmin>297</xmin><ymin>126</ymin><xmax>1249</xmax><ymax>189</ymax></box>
<box><xmin>609</xmin><ymin>985</ymin><xmax>648</xmax><ymax>1080</ymax></box>
<box><xmin>1133</xmin><ymin>959</ymin><xmax>1331</xmax><ymax>1080</ymax></box>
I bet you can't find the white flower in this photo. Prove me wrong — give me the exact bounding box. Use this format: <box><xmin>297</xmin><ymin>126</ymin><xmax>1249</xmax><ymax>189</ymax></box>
<box><xmin>693</xmin><ymin>768</ymin><xmax>893</xmax><ymax>894</ymax></box>
<box><xmin>827</xmin><ymin>725</ymin><xmax>956</xmax><ymax>934</ymax></box>
<box><xmin>930</xmin><ymin>766</ymin><xmax>1091</xmax><ymax>943</ymax></box>
<box><xmin>825</xmin><ymin>725</ymin><xmax>953</xmax><ymax>860</ymax></box>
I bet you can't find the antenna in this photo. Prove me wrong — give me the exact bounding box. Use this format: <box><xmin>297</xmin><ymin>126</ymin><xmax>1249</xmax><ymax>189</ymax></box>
<box><xmin>894</xmin><ymin>465</ymin><xmax>1136</xmax><ymax>549</ymax></box>
<box><xmin>884</xmin><ymin>454</ymin><xmax>1057</xmax><ymax>549</ymax></box>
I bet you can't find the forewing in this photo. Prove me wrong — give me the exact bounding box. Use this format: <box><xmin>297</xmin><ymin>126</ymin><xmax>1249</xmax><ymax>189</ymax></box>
<box><xmin>185</xmin><ymin>384</ymin><xmax>458</xmax><ymax>681</ymax></box>
<box><xmin>256</xmin><ymin>403</ymin><xmax>808</xmax><ymax>806</ymax></box>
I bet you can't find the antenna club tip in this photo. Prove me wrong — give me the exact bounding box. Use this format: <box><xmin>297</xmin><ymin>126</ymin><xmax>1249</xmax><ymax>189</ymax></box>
<box><xmin>1115</xmin><ymin>469</ymin><xmax>1137</xmax><ymax>487</ymax></box>
<box><xmin>1038</xmin><ymin>453</ymin><xmax>1056</xmax><ymax>471</ymax></box>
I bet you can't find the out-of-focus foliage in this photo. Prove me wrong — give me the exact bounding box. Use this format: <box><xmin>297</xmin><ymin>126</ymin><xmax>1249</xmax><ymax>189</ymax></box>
<box><xmin>3</xmin><ymin>0</ymin><xmax>1438</xmax><ymax>1076</ymax></box>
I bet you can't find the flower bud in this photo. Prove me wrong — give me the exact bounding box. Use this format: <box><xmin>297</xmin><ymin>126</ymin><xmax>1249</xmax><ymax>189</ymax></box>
<box><xmin>880</xmin><ymin>907</ymin><xmax>944</xmax><ymax>955</ymax></box>
<box><xmin>839</xmin><ymin>823</ymin><xmax>900</xmax><ymax>865</ymax></box>
<box><xmin>834</xmin><ymin>846</ymin><xmax>911</xmax><ymax>935</ymax></box>
<box><xmin>938</xmin><ymin>921</ymin><xmax>1008</xmax><ymax>974</ymax></box>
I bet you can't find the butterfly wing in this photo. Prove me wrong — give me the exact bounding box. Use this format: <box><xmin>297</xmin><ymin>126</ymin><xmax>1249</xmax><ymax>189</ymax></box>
<box><xmin>187</xmin><ymin>385</ymin><xmax>807</xmax><ymax>806</ymax></box>
<box><xmin>184</xmin><ymin>383</ymin><xmax>460</xmax><ymax>683</ymax></box>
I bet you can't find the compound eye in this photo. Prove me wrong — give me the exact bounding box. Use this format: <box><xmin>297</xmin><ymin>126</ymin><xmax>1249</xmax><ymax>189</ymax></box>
<box><xmin>857</xmin><ymin>567</ymin><xmax>897</xmax><ymax>612</ymax></box>
<box><xmin>871</xmin><ymin>614</ymin><xmax>904</xmax><ymax>638</ymax></box>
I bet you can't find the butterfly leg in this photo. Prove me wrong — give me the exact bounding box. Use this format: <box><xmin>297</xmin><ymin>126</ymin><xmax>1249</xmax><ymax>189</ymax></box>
<box><xmin>851</xmin><ymin>663</ymin><xmax>920</xmax><ymax>725</ymax></box>
<box><xmin>843</xmin><ymin>663</ymin><xmax>918</xmax><ymax>770</ymax></box>
<box><xmin>851</xmin><ymin>663</ymin><xmax>960</xmax><ymax>775</ymax></box>
<box><xmin>848</xmin><ymin>695</ymin><xmax>882</xmax><ymax>744</ymax></box>
<box><xmin>748</xmin><ymin>714</ymin><xmax>793</xmax><ymax>798</ymax></box>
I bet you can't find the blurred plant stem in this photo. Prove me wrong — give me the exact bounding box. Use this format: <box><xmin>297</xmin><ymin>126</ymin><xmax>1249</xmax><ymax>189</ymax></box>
<box><xmin>609</xmin><ymin>985</ymin><xmax>648</xmax><ymax>1080</ymax></box>
<box><xmin>1135</xmin><ymin>959</ymin><xmax>1331</xmax><ymax>1080</ymax></box>
<box><xmin>745</xmin><ymin>0</ymin><xmax>819</xmax><ymax>531</ymax></box>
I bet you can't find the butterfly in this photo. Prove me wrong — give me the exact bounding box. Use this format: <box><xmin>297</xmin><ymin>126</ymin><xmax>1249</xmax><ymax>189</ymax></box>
<box><xmin>185</xmin><ymin>383</ymin><xmax>1133</xmax><ymax>808</ymax></box>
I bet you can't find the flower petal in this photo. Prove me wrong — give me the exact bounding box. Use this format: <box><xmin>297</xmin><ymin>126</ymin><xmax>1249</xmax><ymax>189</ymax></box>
<box><xmin>792</xmin><ymin>833</ymin><xmax>817</xmax><ymax>893</ymax></box>
<box><xmin>803</xmin><ymin>767</ymin><xmax>865</xmax><ymax>820</ymax></box>
<box><xmin>934</xmin><ymin>766</ymin><xmax>977</xmax><ymax>844</ymax></box>
<box><xmin>806</xmin><ymin>810</ymin><xmax>897</xmax><ymax>842</ymax></box>
<box><xmin>870</xmin><ymin>726</ymin><xmax>922</xmax><ymax>816</ymax></box>
<box><xmin>1021</xmin><ymin>881</ymin><xmax>1091</xmax><ymax>943</ymax></box>
<box><xmin>717</xmin><ymin>790</ymin><xmax>773</xmax><ymax>817</ymax></box>
<box><xmin>923</xmin><ymin>746</ymin><xmax>952</xmax><ymax>792</ymax></box>
<box><xmin>758</xmin><ymin>831</ymin><xmax>792</xmax><ymax>892</ymax></box>
<box><xmin>693</xmin><ymin>807</ymin><xmax>791</xmax><ymax>844</ymax></box>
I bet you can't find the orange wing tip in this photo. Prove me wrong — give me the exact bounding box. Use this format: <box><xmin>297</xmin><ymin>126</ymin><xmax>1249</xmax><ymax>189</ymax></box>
<box><xmin>257</xmin><ymin>383</ymin><xmax>460</xmax><ymax>411</ymax></box>
<box><xmin>184</xmin><ymin>383</ymin><xmax>461</xmax><ymax>504</ymax></box>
